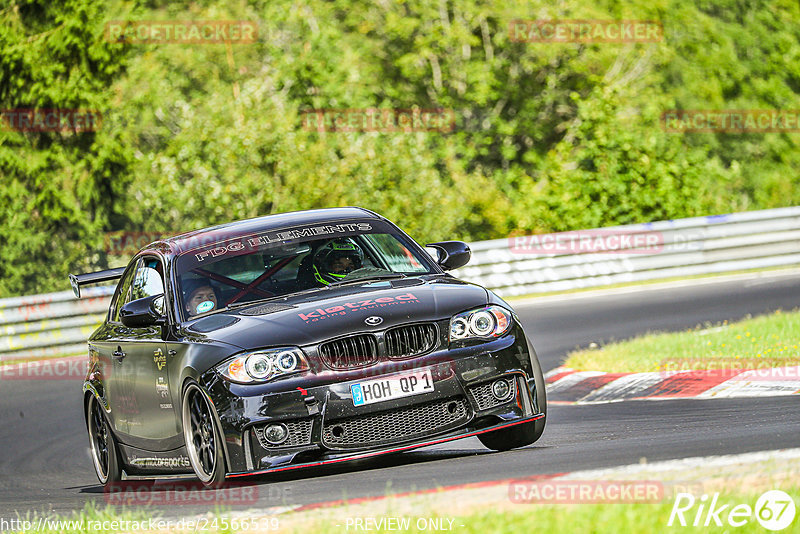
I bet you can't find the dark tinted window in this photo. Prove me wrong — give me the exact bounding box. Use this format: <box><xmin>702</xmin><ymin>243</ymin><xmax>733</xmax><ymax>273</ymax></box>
<box><xmin>109</xmin><ymin>257</ymin><xmax>165</xmax><ymax>322</ymax></box>
<box><xmin>174</xmin><ymin>220</ymin><xmax>435</xmax><ymax>320</ymax></box>
<box><xmin>109</xmin><ymin>264</ymin><xmax>137</xmax><ymax>323</ymax></box>
<box><xmin>131</xmin><ymin>259</ymin><xmax>165</xmax><ymax>301</ymax></box>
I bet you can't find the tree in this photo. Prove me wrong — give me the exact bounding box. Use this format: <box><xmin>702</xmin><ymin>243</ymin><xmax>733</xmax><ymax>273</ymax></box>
<box><xmin>0</xmin><ymin>0</ymin><xmax>131</xmax><ymax>296</ymax></box>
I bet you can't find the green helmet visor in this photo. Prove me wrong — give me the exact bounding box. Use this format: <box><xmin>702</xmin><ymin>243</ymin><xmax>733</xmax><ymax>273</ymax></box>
<box><xmin>313</xmin><ymin>241</ymin><xmax>364</xmax><ymax>285</ymax></box>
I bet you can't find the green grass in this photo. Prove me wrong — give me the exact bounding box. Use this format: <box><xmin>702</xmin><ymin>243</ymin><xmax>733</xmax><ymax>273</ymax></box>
<box><xmin>292</xmin><ymin>487</ymin><xmax>800</xmax><ymax>534</ymax></box>
<box><xmin>563</xmin><ymin>309</ymin><xmax>800</xmax><ymax>373</ymax></box>
<box><xmin>13</xmin><ymin>487</ymin><xmax>800</xmax><ymax>533</ymax></box>
<box><xmin>9</xmin><ymin>502</ymin><xmax>149</xmax><ymax>533</ymax></box>
<box><xmin>9</xmin><ymin>502</ymin><xmax>253</xmax><ymax>533</ymax></box>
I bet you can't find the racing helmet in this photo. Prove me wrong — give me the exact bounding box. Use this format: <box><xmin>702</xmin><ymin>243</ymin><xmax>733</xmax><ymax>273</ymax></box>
<box><xmin>313</xmin><ymin>239</ymin><xmax>364</xmax><ymax>285</ymax></box>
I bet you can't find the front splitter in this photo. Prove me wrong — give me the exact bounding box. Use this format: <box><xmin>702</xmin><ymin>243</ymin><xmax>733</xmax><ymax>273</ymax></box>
<box><xmin>227</xmin><ymin>413</ymin><xmax>545</xmax><ymax>478</ymax></box>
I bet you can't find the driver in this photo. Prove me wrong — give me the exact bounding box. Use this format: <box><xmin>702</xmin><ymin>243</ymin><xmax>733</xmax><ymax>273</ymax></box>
<box><xmin>183</xmin><ymin>279</ymin><xmax>219</xmax><ymax>317</ymax></box>
<box><xmin>312</xmin><ymin>239</ymin><xmax>364</xmax><ymax>285</ymax></box>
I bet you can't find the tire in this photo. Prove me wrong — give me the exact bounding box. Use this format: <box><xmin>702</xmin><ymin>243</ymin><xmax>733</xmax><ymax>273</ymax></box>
<box><xmin>182</xmin><ymin>382</ymin><xmax>227</xmax><ymax>488</ymax></box>
<box><xmin>87</xmin><ymin>394</ymin><xmax>123</xmax><ymax>485</ymax></box>
<box><xmin>528</xmin><ymin>343</ymin><xmax>547</xmax><ymax>441</ymax></box>
<box><xmin>478</xmin><ymin>419</ymin><xmax>540</xmax><ymax>451</ymax></box>
<box><xmin>479</xmin><ymin>345</ymin><xmax>547</xmax><ymax>452</ymax></box>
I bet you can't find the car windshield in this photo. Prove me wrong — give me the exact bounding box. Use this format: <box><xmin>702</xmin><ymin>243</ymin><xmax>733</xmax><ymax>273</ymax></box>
<box><xmin>173</xmin><ymin>220</ymin><xmax>435</xmax><ymax>320</ymax></box>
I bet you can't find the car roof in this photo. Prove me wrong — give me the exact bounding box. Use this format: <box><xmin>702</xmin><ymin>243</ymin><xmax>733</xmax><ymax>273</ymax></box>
<box><xmin>140</xmin><ymin>207</ymin><xmax>383</xmax><ymax>257</ymax></box>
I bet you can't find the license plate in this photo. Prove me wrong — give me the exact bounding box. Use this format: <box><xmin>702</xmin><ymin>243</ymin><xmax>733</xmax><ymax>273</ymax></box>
<box><xmin>351</xmin><ymin>369</ymin><xmax>434</xmax><ymax>406</ymax></box>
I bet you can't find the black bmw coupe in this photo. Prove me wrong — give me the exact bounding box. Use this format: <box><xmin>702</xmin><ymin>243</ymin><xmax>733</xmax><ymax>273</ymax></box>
<box><xmin>71</xmin><ymin>207</ymin><xmax>546</xmax><ymax>487</ymax></box>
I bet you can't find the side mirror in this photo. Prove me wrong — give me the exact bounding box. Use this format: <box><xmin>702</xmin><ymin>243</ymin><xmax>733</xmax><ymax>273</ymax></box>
<box><xmin>426</xmin><ymin>241</ymin><xmax>471</xmax><ymax>270</ymax></box>
<box><xmin>120</xmin><ymin>294</ymin><xmax>166</xmax><ymax>328</ymax></box>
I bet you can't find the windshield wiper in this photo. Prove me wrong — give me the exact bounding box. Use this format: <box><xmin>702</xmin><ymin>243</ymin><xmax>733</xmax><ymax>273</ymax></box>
<box><xmin>327</xmin><ymin>273</ymin><xmax>407</xmax><ymax>287</ymax></box>
<box><xmin>220</xmin><ymin>286</ymin><xmax>331</xmax><ymax>312</ymax></box>
<box><xmin>206</xmin><ymin>295</ymin><xmax>292</xmax><ymax>315</ymax></box>
<box><xmin>193</xmin><ymin>275</ymin><xmax>411</xmax><ymax>318</ymax></box>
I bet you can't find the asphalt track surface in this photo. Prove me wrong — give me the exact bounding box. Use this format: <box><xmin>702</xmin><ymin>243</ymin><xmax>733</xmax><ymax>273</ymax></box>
<box><xmin>1</xmin><ymin>271</ymin><xmax>799</xmax><ymax>518</ymax></box>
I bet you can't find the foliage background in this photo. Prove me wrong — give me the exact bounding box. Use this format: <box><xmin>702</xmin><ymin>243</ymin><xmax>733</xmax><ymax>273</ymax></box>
<box><xmin>1</xmin><ymin>0</ymin><xmax>798</xmax><ymax>296</ymax></box>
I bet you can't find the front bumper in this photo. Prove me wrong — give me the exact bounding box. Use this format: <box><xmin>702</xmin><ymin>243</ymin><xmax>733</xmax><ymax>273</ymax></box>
<box><xmin>203</xmin><ymin>327</ymin><xmax>544</xmax><ymax>475</ymax></box>
<box><xmin>227</xmin><ymin>414</ymin><xmax>545</xmax><ymax>478</ymax></box>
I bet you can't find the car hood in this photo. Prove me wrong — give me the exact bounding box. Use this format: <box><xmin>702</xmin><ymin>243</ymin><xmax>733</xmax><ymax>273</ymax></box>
<box><xmin>182</xmin><ymin>276</ymin><xmax>488</xmax><ymax>350</ymax></box>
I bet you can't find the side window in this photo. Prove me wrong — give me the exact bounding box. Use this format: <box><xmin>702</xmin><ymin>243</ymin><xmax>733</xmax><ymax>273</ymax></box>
<box><xmin>130</xmin><ymin>259</ymin><xmax>165</xmax><ymax>301</ymax></box>
<box><xmin>109</xmin><ymin>257</ymin><xmax>166</xmax><ymax>323</ymax></box>
<box><xmin>109</xmin><ymin>264</ymin><xmax>137</xmax><ymax>323</ymax></box>
<box><xmin>363</xmin><ymin>234</ymin><xmax>428</xmax><ymax>272</ymax></box>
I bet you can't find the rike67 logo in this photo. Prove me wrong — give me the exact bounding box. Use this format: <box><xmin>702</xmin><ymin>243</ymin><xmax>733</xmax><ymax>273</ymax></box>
<box><xmin>669</xmin><ymin>490</ymin><xmax>796</xmax><ymax>531</ymax></box>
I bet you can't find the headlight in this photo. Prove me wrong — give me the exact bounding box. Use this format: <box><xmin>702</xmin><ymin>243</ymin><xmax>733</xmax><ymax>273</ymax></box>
<box><xmin>216</xmin><ymin>347</ymin><xmax>309</xmax><ymax>384</ymax></box>
<box><xmin>245</xmin><ymin>354</ymin><xmax>273</xmax><ymax>379</ymax></box>
<box><xmin>449</xmin><ymin>305</ymin><xmax>513</xmax><ymax>342</ymax></box>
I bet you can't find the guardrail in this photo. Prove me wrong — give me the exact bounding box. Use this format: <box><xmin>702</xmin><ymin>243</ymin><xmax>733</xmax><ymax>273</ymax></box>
<box><xmin>2</xmin><ymin>206</ymin><xmax>799</xmax><ymax>361</ymax></box>
<box><xmin>452</xmin><ymin>206</ymin><xmax>800</xmax><ymax>296</ymax></box>
<box><xmin>0</xmin><ymin>287</ymin><xmax>113</xmax><ymax>360</ymax></box>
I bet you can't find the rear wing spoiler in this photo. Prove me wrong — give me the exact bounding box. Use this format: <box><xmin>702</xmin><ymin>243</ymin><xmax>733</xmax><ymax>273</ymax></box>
<box><xmin>68</xmin><ymin>267</ymin><xmax>126</xmax><ymax>298</ymax></box>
